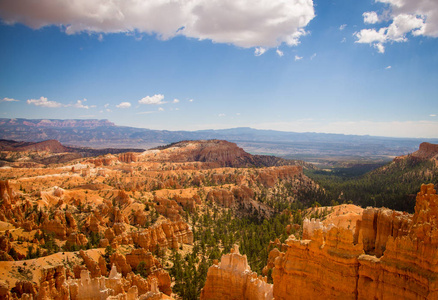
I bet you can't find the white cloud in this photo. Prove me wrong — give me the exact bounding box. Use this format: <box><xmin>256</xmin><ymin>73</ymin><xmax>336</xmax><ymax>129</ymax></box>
<box><xmin>294</xmin><ymin>55</ymin><xmax>303</xmax><ymax>61</ymax></box>
<box><xmin>172</xmin><ymin>98</ymin><xmax>180</xmax><ymax>103</ymax></box>
<box><xmin>356</xmin><ymin>0</ymin><xmax>438</xmax><ymax>52</ymax></box>
<box><xmin>138</xmin><ymin>94</ymin><xmax>165</xmax><ymax>105</ymax></box>
<box><xmin>339</xmin><ymin>24</ymin><xmax>347</xmax><ymax>30</ymax></box>
<box><xmin>68</xmin><ymin>98</ymin><xmax>89</xmax><ymax>109</ymax></box>
<box><xmin>116</xmin><ymin>102</ymin><xmax>131</xmax><ymax>108</ymax></box>
<box><xmin>0</xmin><ymin>0</ymin><xmax>315</xmax><ymax>49</ymax></box>
<box><xmin>218</xmin><ymin>113</ymin><xmax>226</xmax><ymax>117</ymax></box>
<box><xmin>254</xmin><ymin>47</ymin><xmax>266</xmax><ymax>56</ymax></box>
<box><xmin>1</xmin><ymin>97</ymin><xmax>19</xmax><ymax>102</ymax></box>
<box><xmin>310</xmin><ymin>53</ymin><xmax>317</xmax><ymax>60</ymax></box>
<box><xmin>27</xmin><ymin>96</ymin><xmax>62</xmax><ymax>108</ymax></box>
<box><xmin>363</xmin><ymin>12</ymin><xmax>379</xmax><ymax>24</ymax></box>
<box><xmin>98</xmin><ymin>33</ymin><xmax>104</xmax><ymax>42</ymax></box>
<box><xmin>385</xmin><ymin>65</ymin><xmax>392</xmax><ymax>69</ymax></box>
<box><xmin>276</xmin><ymin>49</ymin><xmax>284</xmax><ymax>57</ymax></box>
<box><xmin>374</xmin><ymin>43</ymin><xmax>385</xmax><ymax>53</ymax></box>
<box><xmin>158</xmin><ymin>107</ymin><xmax>164</xmax><ymax>111</ymax></box>
<box><xmin>341</xmin><ymin>37</ymin><xmax>347</xmax><ymax>43</ymax></box>
<box><xmin>430</xmin><ymin>114</ymin><xmax>437</xmax><ymax>117</ymax></box>
<box><xmin>189</xmin><ymin>99</ymin><xmax>194</xmax><ymax>102</ymax></box>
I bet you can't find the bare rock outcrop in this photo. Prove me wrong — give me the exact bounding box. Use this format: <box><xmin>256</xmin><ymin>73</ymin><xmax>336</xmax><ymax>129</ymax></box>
<box><xmin>270</xmin><ymin>183</ymin><xmax>438</xmax><ymax>300</ymax></box>
<box><xmin>201</xmin><ymin>245</ymin><xmax>273</xmax><ymax>300</ymax></box>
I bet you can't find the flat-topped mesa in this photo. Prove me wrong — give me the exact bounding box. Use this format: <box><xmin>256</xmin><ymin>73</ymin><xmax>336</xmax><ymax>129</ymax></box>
<box><xmin>411</xmin><ymin>142</ymin><xmax>438</xmax><ymax>160</ymax></box>
<box><xmin>200</xmin><ymin>245</ymin><xmax>273</xmax><ymax>300</ymax></box>
<box><xmin>141</xmin><ymin>139</ymin><xmax>302</xmax><ymax>168</ymax></box>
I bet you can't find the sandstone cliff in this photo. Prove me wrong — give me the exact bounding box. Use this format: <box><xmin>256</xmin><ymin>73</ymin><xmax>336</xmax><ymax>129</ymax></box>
<box><xmin>272</xmin><ymin>183</ymin><xmax>438</xmax><ymax>299</ymax></box>
<box><xmin>200</xmin><ymin>245</ymin><xmax>273</xmax><ymax>300</ymax></box>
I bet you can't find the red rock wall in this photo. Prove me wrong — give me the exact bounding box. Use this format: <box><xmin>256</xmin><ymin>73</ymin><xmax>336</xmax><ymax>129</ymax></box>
<box><xmin>271</xmin><ymin>184</ymin><xmax>438</xmax><ymax>300</ymax></box>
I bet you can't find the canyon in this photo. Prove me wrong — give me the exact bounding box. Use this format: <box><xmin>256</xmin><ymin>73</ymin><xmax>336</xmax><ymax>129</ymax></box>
<box><xmin>202</xmin><ymin>183</ymin><xmax>438</xmax><ymax>299</ymax></box>
<box><xmin>0</xmin><ymin>138</ymin><xmax>437</xmax><ymax>299</ymax></box>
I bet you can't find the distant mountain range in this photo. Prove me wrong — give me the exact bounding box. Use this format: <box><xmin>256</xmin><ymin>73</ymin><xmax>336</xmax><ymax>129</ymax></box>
<box><xmin>1</xmin><ymin>118</ymin><xmax>437</xmax><ymax>159</ymax></box>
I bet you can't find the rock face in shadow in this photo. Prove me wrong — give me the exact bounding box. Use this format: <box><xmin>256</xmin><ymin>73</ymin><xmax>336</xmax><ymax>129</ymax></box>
<box><xmin>270</xmin><ymin>183</ymin><xmax>438</xmax><ymax>300</ymax></box>
<box><xmin>200</xmin><ymin>245</ymin><xmax>273</xmax><ymax>300</ymax></box>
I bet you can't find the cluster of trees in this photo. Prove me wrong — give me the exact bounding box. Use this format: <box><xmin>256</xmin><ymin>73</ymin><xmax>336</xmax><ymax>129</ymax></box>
<box><xmin>305</xmin><ymin>158</ymin><xmax>438</xmax><ymax>212</ymax></box>
<box><xmin>169</xmin><ymin>206</ymin><xmax>303</xmax><ymax>299</ymax></box>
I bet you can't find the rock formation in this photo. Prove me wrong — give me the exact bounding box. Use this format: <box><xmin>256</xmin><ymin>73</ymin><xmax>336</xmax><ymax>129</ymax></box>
<box><xmin>271</xmin><ymin>183</ymin><xmax>438</xmax><ymax>299</ymax></box>
<box><xmin>200</xmin><ymin>245</ymin><xmax>273</xmax><ymax>300</ymax></box>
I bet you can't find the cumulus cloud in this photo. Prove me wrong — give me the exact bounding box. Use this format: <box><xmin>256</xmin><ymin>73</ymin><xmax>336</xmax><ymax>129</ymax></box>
<box><xmin>116</xmin><ymin>102</ymin><xmax>131</xmax><ymax>108</ymax></box>
<box><xmin>27</xmin><ymin>96</ymin><xmax>62</xmax><ymax>108</ymax></box>
<box><xmin>294</xmin><ymin>55</ymin><xmax>303</xmax><ymax>61</ymax></box>
<box><xmin>355</xmin><ymin>0</ymin><xmax>438</xmax><ymax>52</ymax></box>
<box><xmin>0</xmin><ymin>0</ymin><xmax>315</xmax><ymax>49</ymax></box>
<box><xmin>1</xmin><ymin>97</ymin><xmax>19</xmax><ymax>102</ymax></box>
<box><xmin>139</xmin><ymin>94</ymin><xmax>165</xmax><ymax>105</ymax></box>
<box><xmin>363</xmin><ymin>11</ymin><xmax>379</xmax><ymax>24</ymax></box>
<box><xmin>276</xmin><ymin>49</ymin><xmax>284</xmax><ymax>57</ymax></box>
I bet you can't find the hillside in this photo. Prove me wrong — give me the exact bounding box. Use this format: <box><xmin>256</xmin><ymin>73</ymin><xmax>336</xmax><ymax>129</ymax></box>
<box><xmin>305</xmin><ymin>142</ymin><xmax>438</xmax><ymax>212</ymax></box>
<box><xmin>0</xmin><ymin>139</ymin><xmax>144</xmax><ymax>167</ymax></box>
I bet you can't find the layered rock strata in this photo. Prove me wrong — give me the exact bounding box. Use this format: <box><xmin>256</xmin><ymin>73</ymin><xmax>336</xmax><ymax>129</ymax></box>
<box><xmin>272</xmin><ymin>183</ymin><xmax>438</xmax><ymax>300</ymax></box>
<box><xmin>200</xmin><ymin>245</ymin><xmax>273</xmax><ymax>300</ymax></box>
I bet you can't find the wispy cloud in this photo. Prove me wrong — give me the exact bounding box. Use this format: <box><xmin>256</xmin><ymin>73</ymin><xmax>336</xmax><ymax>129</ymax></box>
<box><xmin>0</xmin><ymin>0</ymin><xmax>315</xmax><ymax>49</ymax></box>
<box><xmin>67</xmin><ymin>98</ymin><xmax>90</xmax><ymax>109</ymax></box>
<box><xmin>27</xmin><ymin>96</ymin><xmax>62</xmax><ymax>108</ymax></box>
<box><xmin>430</xmin><ymin>114</ymin><xmax>437</xmax><ymax>117</ymax></box>
<box><xmin>385</xmin><ymin>65</ymin><xmax>392</xmax><ymax>69</ymax></box>
<box><xmin>218</xmin><ymin>113</ymin><xmax>226</xmax><ymax>117</ymax></box>
<box><xmin>339</xmin><ymin>24</ymin><xmax>347</xmax><ymax>31</ymax></box>
<box><xmin>116</xmin><ymin>102</ymin><xmax>131</xmax><ymax>108</ymax></box>
<box><xmin>139</xmin><ymin>94</ymin><xmax>165</xmax><ymax>105</ymax></box>
<box><xmin>254</xmin><ymin>47</ymin><xmax>266</xmax><ymax>56</ymax></box>
<box><xmin>310</xmin><ymin>53</ymin><xmax>317</xmax><ymax>60</ymax></box>
<box><xmin>173</xmin><ymin>98</ymin><xmax>180</xmax><ymax>103</ymax></box>
<box><xmin>1</xmin><ymin>97</ymin><xmax>19</xmax><ymax>102</ymax></box>
<box><xmin>294</xmin><ymin>55</ymin><xmax>303</xmax><ymax>61</ymax></box>
<box><xmin>252</xmin><ymin>119</ymin><xmax>438</xmax><ymax>138</ymax></box>
<box><xmin>136</xmin><ymin>111</ymin><xmax>156</xmax><ymax>115</ymax></box>
<box><xmin>276</xmin><ymin>49</ymin><xmax>284</xmax><ymax>57</ymax></box>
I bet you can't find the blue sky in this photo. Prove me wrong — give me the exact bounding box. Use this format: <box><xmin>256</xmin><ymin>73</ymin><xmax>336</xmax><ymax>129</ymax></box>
<box><xmin>0</xmin><ymin>0</ymin><xmax>437</xmax><ymax>138</ymax></box>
